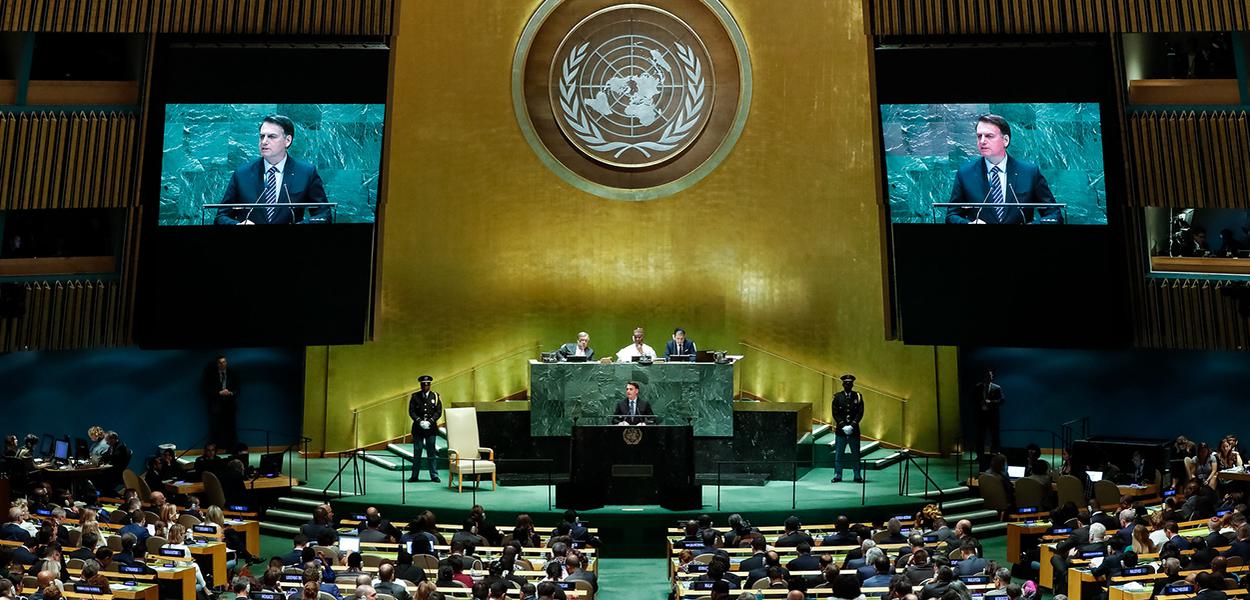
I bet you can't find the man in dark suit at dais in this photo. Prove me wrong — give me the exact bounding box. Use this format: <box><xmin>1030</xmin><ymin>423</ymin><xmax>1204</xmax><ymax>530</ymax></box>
<box><xmin>216</xmin><ymin>114</ymin><xmax>330</xmax><ymax>225</ymax></box>
<box><xmin>945</xmin><ymin>114</ymin><xmax>1061</xmax><ymax>225</ymax></box>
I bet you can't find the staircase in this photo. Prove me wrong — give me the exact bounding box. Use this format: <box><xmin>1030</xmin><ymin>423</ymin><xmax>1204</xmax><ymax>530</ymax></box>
<box><xmin>811</xmin><ymin>427</ymin><xmax>910</xmax><ymax>472</ymax></box>
<box><xmin>903</xmin><ymin>477</ymin><xmax>1007</xmax><ymax>537</ymax></box>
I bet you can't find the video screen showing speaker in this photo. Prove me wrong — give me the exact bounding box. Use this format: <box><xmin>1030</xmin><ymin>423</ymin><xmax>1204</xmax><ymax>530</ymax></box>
<box><xmin>876</xmin><ymin>39</ymin><xmax>1127</xmax><ymax>348</ymax></box>
<box><xmin>882</xmin><ymin>102</ymin><xmax>1107</xmax><ymax>225</ymax></box>
<box><xmin>136</xmin><ymin>41</ymin><xmax>388</xmax><ymax>348</ymax></box>
<box><xmin>158</xmin><ymin>103</ymin><xmax>383</xmax><ymax>226</ymax></box>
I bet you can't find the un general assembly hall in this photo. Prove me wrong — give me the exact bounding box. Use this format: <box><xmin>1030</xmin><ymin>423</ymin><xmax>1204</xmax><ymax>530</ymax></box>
<box><xmin>7</xmin><ymin>1</ymin><xmax>1250</xmax><ymax>599</ymax></box>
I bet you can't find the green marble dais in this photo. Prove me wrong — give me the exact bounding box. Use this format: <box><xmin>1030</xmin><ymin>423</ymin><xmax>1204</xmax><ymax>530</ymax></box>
<box><xmin>529</xmin><ymin>362</ymin><xmax>734</xmax><ymax>437</ymax></box>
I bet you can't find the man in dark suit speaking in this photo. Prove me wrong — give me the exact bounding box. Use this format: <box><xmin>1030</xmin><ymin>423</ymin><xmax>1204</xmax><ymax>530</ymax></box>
<box><xmin>215</xmin><ymin>115</ymin><xmax>330</xmax><ymax>225</ymax></box>
<box><xmin>945</xmin><ymin>114</ymin><xmax>1061</xmax><ymax>225</ymax></box>
<box><xmin>613</xmin><ymin>381</ymin><xmax>654</xmax><ymax>425</ymax></box>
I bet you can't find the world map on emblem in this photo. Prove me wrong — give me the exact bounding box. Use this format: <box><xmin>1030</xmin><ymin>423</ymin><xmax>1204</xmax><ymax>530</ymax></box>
<box><xmin>551</xmin><ymin>5</ymin><xmax>715</xmax><ymax>168</ymax></box>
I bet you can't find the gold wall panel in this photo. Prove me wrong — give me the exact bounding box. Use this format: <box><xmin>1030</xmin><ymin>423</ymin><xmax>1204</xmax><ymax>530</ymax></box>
<box><xmin>304</xmin><ymin>0</ymin><xmax>960</xmax><ymax>454</ymax></box>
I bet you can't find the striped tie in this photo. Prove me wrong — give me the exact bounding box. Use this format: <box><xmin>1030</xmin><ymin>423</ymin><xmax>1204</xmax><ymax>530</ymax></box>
<box><xmin>989</xmin><ymin>165</ymin><xmax>1005</xmax><ymax>222</ymax></box>
<box><xmin>262</xmin><ymin>165</ymin><xmax>278</xmax><ymax>222</ymax></box>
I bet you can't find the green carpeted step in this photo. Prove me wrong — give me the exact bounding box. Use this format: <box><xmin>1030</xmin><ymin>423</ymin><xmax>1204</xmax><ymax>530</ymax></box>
<box><xmin>290</xmin><ymin>484</ymin><xmax>358</xmax><ymax>499</ymax></box>
<box><xmin>265</xmin><ymin>508</ymin><xmax>313</xmax><ymax>524</ymax></box>
<box><xmin>260</xmin><ymin>522</ymin><xmax>301</xmax><ymax>536</ymax></box>
<box><xmin>360</xmin><ymin>451</ymin><xmax>402</xmax><ymax>471</ymax></box>
<box><xmin>277</xmin><ymin>496</ymin><xmax>323</xmax><ymax>509</ymax></box>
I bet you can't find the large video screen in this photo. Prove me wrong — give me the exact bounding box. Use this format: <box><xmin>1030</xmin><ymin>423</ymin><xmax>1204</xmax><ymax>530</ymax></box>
<box><xmin>882</xmin><ymin>103</ymin><xmax>1106</xmax><ymax>225</ymax></box>
<box><xmin>159</xmin><ymin>103</ymin><xmax>383</xmax><ymax>226</ymax></box>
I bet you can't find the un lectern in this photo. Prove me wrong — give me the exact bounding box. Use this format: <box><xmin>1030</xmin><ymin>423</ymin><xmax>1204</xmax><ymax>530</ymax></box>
<box><xmin>556</xmin><ymin>422</ymin><xmax>700</xmax><ymax>510</ymax></box>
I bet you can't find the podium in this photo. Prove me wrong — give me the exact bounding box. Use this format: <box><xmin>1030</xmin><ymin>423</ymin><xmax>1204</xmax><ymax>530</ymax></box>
<box><xmin>556</xmin><ymin>422</ymin><xmax>700</xmax><ymax>510</ymax></box>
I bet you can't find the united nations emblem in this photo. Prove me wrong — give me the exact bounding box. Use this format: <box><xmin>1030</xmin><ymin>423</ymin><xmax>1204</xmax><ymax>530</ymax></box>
<box><xmin>552</xmin><ymin>6</ymin><xmax>712</xmax><ymax>168</ymax></box>
<box><xmin>623</xmin><ymin>427</ymin><xmax>643</xmax><ymax>445</ymax></box>
<box><xmin>514</xmin><ymin>0</ymin><xmax>751</xmax><ymax>200</ymax></box>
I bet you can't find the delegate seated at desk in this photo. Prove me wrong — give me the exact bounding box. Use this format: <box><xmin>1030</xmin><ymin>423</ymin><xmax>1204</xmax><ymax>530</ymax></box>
<box><xmin>664</xmin><ymin>328</ymin><xmax>696</xmax><ymax>362</ymax></box>
<box><xmin>615</xmin><ymin>327</ymin><xmax>657</xmax><ymax>362</ymax></box>
<box><xmin>556</xmin><ymin>332</ymin><xmax>594</xmax><ymax>361</ymax></box>
<box><xmin>612</xmin><ymin>381</ymin><xmax>654</xmax><ymax>426</ymax></box>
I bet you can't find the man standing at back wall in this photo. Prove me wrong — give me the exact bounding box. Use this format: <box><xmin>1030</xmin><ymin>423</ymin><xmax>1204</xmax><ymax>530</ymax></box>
<box><xmin>215</xmin><ymin>114</ymin><xmax>330</xmax><ymax>225</ymax></box>
<box><xmin>945</xmin><ymin>114</ymin><xmax>1060</xmax><ymax>225</ymax></box>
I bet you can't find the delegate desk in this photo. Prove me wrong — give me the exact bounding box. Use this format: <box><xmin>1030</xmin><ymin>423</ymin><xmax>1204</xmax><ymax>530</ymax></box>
<box><xmin>167</xmin><ymin>474</ymin><xmax>298</xmax><ymax>495</ymax></box>
<box><xmin>557</xmin><ymin>423</ymin><xmax>699</xmax><ymax>510</ymax></box>
<box><xmin>528</xmin><ymin>359</ymin><xmax>737</xmax><ymax>437</ymax></box>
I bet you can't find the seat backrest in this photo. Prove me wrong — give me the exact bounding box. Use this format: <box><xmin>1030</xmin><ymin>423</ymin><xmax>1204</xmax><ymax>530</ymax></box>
<box><xmin>66</xmin><ymin>558</ymin><xmax>86</xmax><ymax>571</ymax></box>
<box><xmin>1093</xmin><ymin>479</ymin><xmax>1120</xmax><ymax>508</ymax></box>
<box><xmin>444</xmin><ymin>407</ymin><xmax>481</xmax><ymax>458</ymax></box>
<box><xmin>363</xmin><ymin>554</ymin><xmax>383</xmax><ymax>568</ymax></box>
<box><xmin>146</xmin><ymin>536</ymin><xmax>169</xmax><ymax>556</ymax></box>
<box><xmin>202</xmin><ymin>470</ymin><xmax>227</xmax><ymax>508</ymax></box>
<box><xmin>1013</xmin><ymin>477</ymin><xmax>1046</xmax><ymax>510</ymax></box>
<box><xmin>121</xmin><ymin>469</ymin><xmax>143</xmax><ymax>495</ymax></box>
<box><xmin>413</xmin><ymin>553</ymin><xmax>440</xmax><ymax>570</ymax></box>
<box><xmin>319</xmin><ymin>593</ymin><xmax>338</xmax><ymax>600</ymax></box>
<box><xmin>107</xmin><ymin>534</ymin><xmax>124</xmax><ymax>552</ymax></box>
<box><xmin>570</xmin><ymin>578</ymin><xmax>594</xmax><ymax>600</ymax></box>
<box><xmin>693</xmin><ymin>553</ymin><xmax>716</xmax><ymax>564</ymax></box>
<box><xmin>978</xmin><ymin>473</ymin><xmax>1010</xmax><ymax>512</ymax></box>
<box><xmin>1226</xmin><ymin>555</ymin><xmax>1245</xmax><ymax>567</ymax></box>
<box><xmin>1056</xmin><ymin>475</ymin><xmax>1086</xmax><ymax>507</ymax></box>
<box><xmin>134</xmin><ymin>474</ymin><xmax>153</xmax><ymax>502</ymax></box>
<box><xmin>377</xmin><ymin>594</ymin><xmax>399</xmax><ymax>600</ymax></box>
<box><xmin>177</xmin><ymin>513</ymin><xmax>201</xmax><ymax>528</ymax></box>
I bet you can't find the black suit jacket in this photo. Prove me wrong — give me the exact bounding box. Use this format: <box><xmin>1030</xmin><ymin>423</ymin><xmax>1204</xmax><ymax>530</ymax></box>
<box><xmin>1194</xmin><ymin>589</ymin><xmax>1229</xmax><ymax>600</ymax></box>
<box><xmin>408</xmin><ymin>391</ymin><xmax>443</xmax><ymax>438</ymax></box>
<box><xmin>664</xmin><ymin>339</ymin><xmax>696</xmax><ymax>361</ymax></box>
<box><xmin>555</xmin><ymin>343</ymin><xmax>595</xmax><ymax>361</ymax></box>
<box><xmin>203</xmin><ymin>367</ymin><xmax>241</xmax><ymax>403</ymax></box>
<box><xmin>787</xmin><ymin>554</ymin><xmax>821</xmax><ymax>571</ymax></box>
<box><xmin>215</xmin><ymin>156</ymin><xmax>330</xmax><ymax>225</ymax></box>
<box><xmin>775</xmin><ymin>531</ymin><xmax>814</xmax><ymax>548</ymax></box>
<box><xmin>612</xmin><ymin>397</ymin><xmax>654</xmax><ymax>425</ymax></box>
<box><xmin>1220</xmin><ymin>539</ymin><xmax>1250</xmax><ymax>560</ymax></box>
<box><xmin>68</xmin><ymin>547</ymin><xmax>96</xmax><ymax>562</ymax></box>
<box><xmin>739</xmin><ymin>553</ymin><xmax>767</xmax><ymax>573</ymax></box>
<box><xmin>0</xmin><ymin>524</ymin><xmax>30</xmax><ymax>543</ymax></box>
<box><xmin>1055</xmin><ymin>526</ymin><xmax>1091</xmax><ymax>554</ymax></box>
<box><xmin>832</xmin><ymin>391</ymin><xmax>864</xmax><ymax>436</ymax></box>
<box><xmin>945</xmin><ymin>156</ymin><xmax>1060</xmax><ymax>225</ymax></box>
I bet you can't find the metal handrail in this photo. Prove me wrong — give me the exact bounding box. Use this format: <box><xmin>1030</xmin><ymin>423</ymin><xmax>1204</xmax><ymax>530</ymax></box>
<box><xmin>900</xmin><ymin>453</ymin><xmax>945</xmax><ymax>507</ymax></box>
<box><xmin>738</xmin><ymin>341</ymin><xmax>909</xmax><ymax>405</ymax></box>
<box><xmin>354</xmin><ymin>341</ymin><xmax>540</xmax><ymax>414</ymax></box>
<box><xmin>344</xmin><ymin>341</ymin><xmax>539</xmax><ymax>452</ymax></box>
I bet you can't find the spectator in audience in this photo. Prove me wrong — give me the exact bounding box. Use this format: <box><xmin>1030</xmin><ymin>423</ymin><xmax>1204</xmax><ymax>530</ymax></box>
<box><xmin>954</xmin><ymin>540</ymin><xmax>987</xmax><ymax>576</ymax></box>
<box><xmin>282</xmin><ymin>534</ymin><xmax>311</xmax><ymax>566</ymax></box>
<box><xmin>740</xmin><ymin>537</ymin><xmax>768</xmax><ymax>572</ymax></box>
<box><xmin>856</xmin><ymin>548</ymin><xmax>885</xmax><ymax>581</ymax></box>
<box><xmin>434</xmin><ymin>564</ymin><xmax>456</xmax><ymax>588</ymax></box>
<box><xmin>1194</xmin><ymin>571</ymin><xmax>1229</xmax><ymax>600</ymax></box>
<box><xmin>541</xmin><ymin>560</ymin><xmax>563</xmax><ymax>584</ymax></box>
<box><xmin>69</xmin><ymin>531</ymin><xmax>98</xmax><ymax>561</ymax></box>
<box><xmin>0</xmin><ymin>509</ymin><xmax>30</xmax><ymax>543</ymax></box>
<box><xmin>77</xmin><ymin>559</ymin><xmax>109</xmax><ymax>588</ymax></box>
<box><xmin>895</xmin><ymin>532</ymin><xmax>925</xmax><ymax>566</ymax></box>
<box><xmin>162</xmin><ymin>524</ymin><xmax>208</xmax><ymax>592</ymax></box>
<box><xmin>823</xmin><ymin>515</ymin><xmax>859</xmax><ymax>547</ymax></box>
<box><xmin>98</xmin><ymin>431</ymin><xmax>131</xmax><ymax>492</ymax></box>
<box><xmin>142</xmin><ymin>456</ymin><xmax>166</xmax><ymax>493</ymax></box>
<box><xmin>1189</xmin><ymin>443</ymin><xmax>1219</xmax><ymax>490</ymax></box>
<box><xmin>903</xmin><ymin>549</ymin><xmax>933</xmax><ymax>586</ymax></box>
<box><xmin>1221</xmin><ymin>524</ymin><xmax>1250</xmax><ymax>560</ymax></box>
<box><xmin>1217</xmin><ymin>555</ymin><xmax>1241</xmax><ymax>586</ymax></box>
<box><xmin>470</xmin><ymin>506</ymin><xmax>502</xmax><ymax>547</ymax></box>
<box><xmin>946</xmin><ymin>581</ymin><xmax>974</xmax><ymax>600</ymax></box>
<box><xmin>787</xmin><ymin>541</ymin><xmax>821</xmax><ymax>571</ymax></box>
<box><xmin>984</xmin><ymin>567</ymin><xmax>1011</xmax><ymax>597</ymax></box>
<box><xmin>881</xmin><ymin>518</ymin><xmax>908</xmax><ymax>544</ymax></box>
<box><xmin>563</xmin><ymin>554</ymin><xmax>596</xmax><ymax>592</ymax></box>
<box><xmin>776</xmin><ymin>516</ymin><xmax>814</xmax><ymax>547</ymax></box>
<box><xmin>403</xmin><ymin>514</ymin><xmax>438</xmax><ymax>556</ymax></box>
<box><xmin>512</xmin><ymin>514</ymin><xmax>542</xmax><ymax>547</ymax></box>
<box><xmin>1003</xmin><ymin>584</ymin><xmax>1022</xmax><ymax>600</ymax></box>
<box><xmin>359</xmin><ymin>515</ymin><xmax>393</xmax><ymax>544</ymax></box>
<box><xmin>832</xmin><ymin>573</ymin><xmax>864</xmax><ymax>600</ymax></box>
<box><xmin>302</xmin><ymin>505</ymin><xmax>337</xmax><ymax>544</ymax></box>
<box><xmin>862</xmin><ymin>555</ymin><xmax>894</xmax><ymax>589</ymax></box>
<box><xmin>952</xmin><ymin>519</ymin><xmax>979</xmax><ymax>555</ymax></box>
<box><xmin>723</xmin><ymin>513</ymin><xmax>756</xmax><ymax>548</ymax></box>
<box><xmin>114</xmin><ymin>532</ymin><xmax>142</xmax><ymax>566</ymax></box>
<box><xmin>485</xmin><ymin>580</ymin><xmax>509</xmax><ymax>600</ymax></box>
<box><xmin>1129</xmin><ymin>520</ymin><xmax>1152</xmax><ymax>554</ymax></box>
<box><xmin>394</xmin><ymin>547</ymin><xmax>428</xmax><ymax>584</ymax></box>
<box><xmin>1217</xmin><ymin>435</ymin><xmax>1243</xmax><ymax>472</ymax></box>
<box><xmin>1190</xmin><ymin>536</ymin><xmax>1215</xmax><ymax>570</ymax></box>
<box><xmin>356</xmin><ymin>584</ymin><xmax>377</xmax><ymax>600</ymax></box>
<box><xmin>452</xmin><ymin>518</ymin><xmax>487</xmax><ymax>549</ymax></box>
<box><xmin>679</xmin><ymin>519</ymin><xmax>701</xmax><ymax>544</ymax></box>
<box><xmin>1109</xmin><ymin>509</ymin><xmax>1138</xmax><ymax>550</ymax></box>
<box><xmin>1163</xmin><ymin>520</ymin><xmax>1190</xmax><ymax>550</ymax></box>
<box><xmin>675</xmin><ymin>548</ymin><xmax>697</xmax><ymax>574</ymax></box>
<box><xmin>747</xmin><ymin>551</ymin><xmax>781</xmax><ymax>587</ymax></box>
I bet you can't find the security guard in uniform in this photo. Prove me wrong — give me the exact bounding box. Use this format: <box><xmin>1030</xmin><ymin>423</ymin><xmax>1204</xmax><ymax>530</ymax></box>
<box><xmin>408</xmin><ymin>375</ymin><xmax>443</xmax><ymax>483</ymax></box>
<box><xmin>831</xmin><ymin>373</ymin><xmax>865</xmax><ymax>484</ymax></box>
